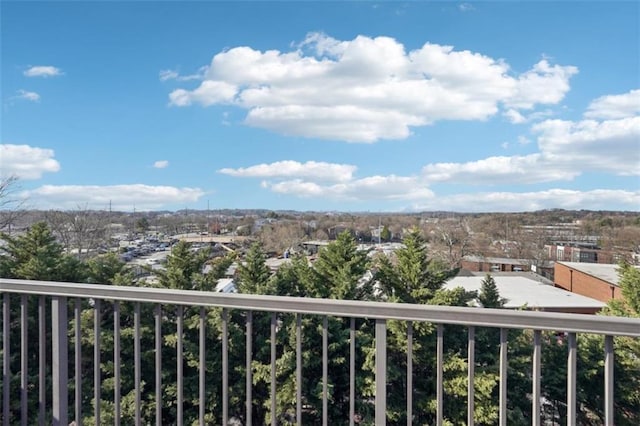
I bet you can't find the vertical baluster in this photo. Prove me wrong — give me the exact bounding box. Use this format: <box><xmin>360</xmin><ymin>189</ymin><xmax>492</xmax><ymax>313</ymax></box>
<box><xmin>223</xmin><ymin>309</ymin><xmax>228</xmax><ymax>425</ymax></box>
<box><xmin>20</xmin><ymin>295</ymin><xmax>27</xmax><ymax>426</ymax></box>
<box><xmin>114</xmin><ymin>302</ymin><xmax>121</xmax><ymax>426</ymax></box>
<box><xmin>199</xmin><ymin>307</ymin><xmax>205</xmax><ymax>426</ymax></box>
<box><xmin>532</xmin><ymin>330</ymin><xmax>541</xmax><ymax>426</ymax></box>
<box><xmin>350</xmin><ymin>317</ymin><xmax>355</xmax><ymax>426</ymax></box>
<box><xmin>296</xmin><ymin>314</ymin><xmax>302</xmax><ymax>425</ymax></box>
<box><xmin>271</xmin><ymin>312</ymin><xmax>277</xmax><ymax>426</ymax></box>
<box><xmin>467</xmin><ymin>326</ymin><xmax>475</xmax><ymax>426</ymax></box>
<box><xmin>436</xmin><ymin>324</ymin><xmax>443</xmax><ymax>426</ymax></box>
<box><xmin>94</xmin><ymin>299</ymin><xmax>101</xmax><ymax>426</ymax></box>
<box><xmin>567</xmin><ymin>332</ymin><xmax>577</xmax><ymax>426</ymax></box>
<box><xmin>407</xmin><ymin>321</ymin><xmax>413</xmax><ymax>426</ymax></box>
<box><xmin>155</xmin><ymin>304</ymin><xmax>162</xmax><ymax>426</ymax></box>
<box><xmin>3</xmin><ymin>293</ymin><xmax>10</xmax><ymax>426</ymax></box>
<box><xmin>39</xmin><ymin>296</ymin><xmax>46</xmax><ymax>426</ymax></box>
<box><xmin>134</xmin><ymin>303</ymin><xmax>141</xmax><ymax>426</ymax></box>
<box><xmin>74</xmin><ymin>298</ymin><xmax>81</xmax><ymax>426</ymax></box>
<box><xmin>376</xmin><ymin>319</ymin><xmax>387</xmax><ymax>426</ymax></box>
<box><xmin>246</xmin><ymin>311</ymin><xmax>253</xmax><ymax>426</ymax></box>
<box><xmin>177</xmin><ymin>305</ymin><xmax>184</xmax><ymax>426</ymax></box>
<box><xmin>499</xmin><ymin>328</ymin><xmax>508</xmax><ymax>426</ymax></box>
<box><xmin>322</xmin><ymin>316</ymin><xmax>328</xmax><ymax>426</ymax></box>
<box><xmin>52</xmin><ymin>296</ymin><xmax>68</xmax><ymax>426</ymax></box>
<box><xmin>604</xmin><ymin>335</ymin><xmax>614</xmax><ymax>426</ymax></box>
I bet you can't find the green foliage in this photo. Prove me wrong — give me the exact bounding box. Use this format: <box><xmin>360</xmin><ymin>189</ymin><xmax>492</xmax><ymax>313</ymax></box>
<box><xmin>136</xmin><ymin>217</ymin><xmax>150</xmax><ymax>233</ymax></box>
<box><xmin>376</xmin><ymin>229</ymin><xmax>458</xmax><ymax>303</ymax></box>
<box><xmin>237</xmin><ymin>242</ymin><xmax>272</xmax><ymax>294</ymax></box>
<box><xmin>312</xmin><ymin>231</ymin><xmax>370</xmax><ymax>300</ymax></box>
<box><xmin>478</xmin><ymin>274</ymin><xmax>505</xmax><ymax>308</ymax></box>
<box><xmin>576</xmin><ymin>262</ymin><xmax>640</xmax><ymax>424</ymax></box>
<box><xmin>380</xmin><ymin>225</ymin><xmax>391</xmax><ymax>242</ymax></box>
<box><xmin>605</xmin><ymin>262</ymin><xmax>640</xmax><ymax>317</ymax></box>
<box><xmin>370</xmin><ymin>229</ymin><xmax>484</xmax><ymax>425</ymax></box>
<box><xmin>155</xmin><ymin>241</ymin><xmax>215</xmax><ymax>291</ymax></box>
<box><xmin>0</xmin><ymin>222</ymin><xmax>86</xmax><ymax>282</ymax></box>
<box><xmin>3</xmin><ymin>223</ymin><xmax>638</xmax><ymax>425</ymax></box>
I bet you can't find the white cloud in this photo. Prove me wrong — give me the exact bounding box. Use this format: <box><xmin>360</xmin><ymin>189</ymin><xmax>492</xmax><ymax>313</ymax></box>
<box><xmin>459</xmin><ymin>3</ymin><xmax>475</xmax><ymax>12</ymax></box>
<box><xmin>420</xmin><ymin>102</ymin><xmax>640</xmax><ymax>185</ymax></box>
<box><xmin>503</xmin><ymin>109</ymin><xmax>526</xmax><ymax>124</ymax></box>
<box><xmin>24</xmin><ymin>66</ymin><xmax>63</xmax><ymax>77</ymax></box>
<box><xmin>412</xmin><ymin>189</ymin><xmax>640</xmax><ymax>213</ymax></box>
<box><xmin>159</xmin><ymin>70</ymin><xmax>179</xmax><ymax>81</ymax></box>
<box><xmin>532</xmin><ymin>116</ymin><xmax>640</xmax><ymax>176</ymax></box>
<box><xmin>505</xmin><ymin>60</ymin><xmax>578</xmax><ymax>110</ymax></box>
<box><xmin>219</xmin><ymin>160</ymin><xmax>356</xmax><ymax>182</ymax></box>
<box><xmin>21</xmin><ymin>184</ymin><xmax>204</xmax><ymax>211</ymax></box>
<box><xmin>168</xmin><ymin>34</ymin><xmax>578</xmax><ymax>142</ymax></box>
<box><xmin>517</xmin><ymin>135</ymin><xmax>531</xmax><ymax>145</ymax></box>
<box><xmin>265</xmin><ymin>175</ymin><xmax>433</xmax><ymax>201</ymax></box>
<box><xmin>15</xmin><ymin>90</ymin><xmax>40</xmax><ymax>102</ymax></box>
<box><xmin>0</xmin><ymin>144</ymin><xmax>60</xmax><ymax>179</ymax></box>
<box><xmin>584</xmin><ymin>89</ymin><xmax>640</xmax><ymax>119</ymax></box>
<box><xmin>169</xmin><ymin>80</ymin><xmax>237</xmax><ymax>106</ymax></box>
<box><xmin>504</xmin><ymin>107</ymin><xmax>555</xmax><ymax>124</ymax></box>
<box><xmin>153</xmin><ymin>160</ymin><xmax>169</xmax><ymax>169</ymax></box>
<box><xmin>422</xmin><ymin>154</ymin><xmax>579</xmax><ymax>184</ymax></box>
<box><xmin>160</xmin><ymin>67</ymin><xmax>208</xmax><ymax>82</ymax></box>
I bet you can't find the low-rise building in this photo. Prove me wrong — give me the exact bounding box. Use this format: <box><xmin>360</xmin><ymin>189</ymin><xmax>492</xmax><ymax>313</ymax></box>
<box><xmin>553</xmin><ymin>261</ymin><xmax>628</xmax><ymax>303</ymax></box>
<box><xmin>445</xmin><ymin>275</ymin><xmax>605</xmax><ymax>314</ymax></box>
<box><xmin>461</xmin><ymin>255</ymin><xmax>530</xmax><ymax>273</ymax></box>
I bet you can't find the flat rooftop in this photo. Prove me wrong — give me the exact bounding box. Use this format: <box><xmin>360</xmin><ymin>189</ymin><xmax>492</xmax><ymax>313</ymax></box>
<box><xmin>556</xmin><ymin>262</ymin><xmax>636</xmax><ymax>287</ymax></box>
<box><xmin>463</xmin><ymin>255</ymin><xmax>529</xmax><ymax>265</ymax></box>
<box><xmin>444</xmin><ymin>276</ymin><xmax>605</xmax><ymax>310</ymax></box>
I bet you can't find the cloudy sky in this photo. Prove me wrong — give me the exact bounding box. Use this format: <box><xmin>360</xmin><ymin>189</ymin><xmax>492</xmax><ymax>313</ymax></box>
<box><xmin>2</xmin><ymin>1</ymin><xmax>639</xmax><ymax>212</ymax></box>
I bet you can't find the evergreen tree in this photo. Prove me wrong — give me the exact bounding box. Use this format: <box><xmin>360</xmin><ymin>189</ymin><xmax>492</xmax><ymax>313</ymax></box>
<box><xmin>312</xmin><ymin>230</ymin><xmax>371</xmax><ymax>300</ymax></box>
<box><xmin>0</xmin><ymin>222</ymin><xmax>87</xmax><ymax>423</ymax></box>
<box><xmin>478</xmin><ymin>274</ymin><xmax>505</xmax><ymax>308</ymax></box>
<box><xmin>0</xmin><ymin>222</ymin><xmax>86</xmax><ymax>282</ymax></box>
<box><xmin>236</xmin><ymin>242</ymin><xmax>272</xmax><ymax>294</ymax></box>
<box><xmin>380</xmin><ymin>225</ymin><xmax>391</xmax><ymax>242</ymax></box>
<box><xmin>371</xmin><ymin>229</ymin><xmax>500</xmax><ymax>425</ymax></box>
<box><xmin>575</xmin><ymin>262</ymin><xmax>640</xmax><ymax>425</ymax></box>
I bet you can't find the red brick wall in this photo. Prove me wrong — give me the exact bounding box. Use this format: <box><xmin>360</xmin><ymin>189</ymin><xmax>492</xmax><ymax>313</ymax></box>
<box><xmin>554</xmin><ymin>263</ymin><xmax>622</xmax><ymax>303</ymax></box>
<box><xmin>461</xmin><ymin>260</ymin><xmax>482</xmax><ymax>271</ymax></box>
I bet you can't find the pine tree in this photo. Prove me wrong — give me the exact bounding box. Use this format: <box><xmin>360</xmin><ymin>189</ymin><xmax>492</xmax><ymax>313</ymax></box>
<box><xmin>371</xmin><ymin>228</ymin><xmax>498</xmax><ymax>425</ymax></box>
<box><xmin>575</xmin><ymin>262</ymin><xmax>640</xmax><ymax>425</ymax></box>
<box><xmin>312</xmin><ymin>230</ymin><xmax>370</xmax><ymax>300</ymax></box>
<box><xmin>478</xmin><ymin>274</ymin><xmax>505</xmax><ymax>308</ymax></box>
<box><xmin>237</xmin><ymin>242</ymin><xmax>272</xmax><ymax>294</ymax></box>
<box><xmin>0</xmin><ymin>221</ymin><xmax>86</xmax><ymax>282</ymax></box>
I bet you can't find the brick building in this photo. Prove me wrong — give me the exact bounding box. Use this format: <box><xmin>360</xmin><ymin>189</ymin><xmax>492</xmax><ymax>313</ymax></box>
<box><xmin>554</xmin><ymin>261</ymin><xmax>626</xmax><ymax>303</ymax></box>
<box><xmin>461</xmin><ymin>255</ymin><xmax>530</xmax><ymax>273</ymax></box>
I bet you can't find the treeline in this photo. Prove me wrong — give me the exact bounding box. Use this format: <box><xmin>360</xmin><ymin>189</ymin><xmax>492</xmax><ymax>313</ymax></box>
<box><xmin>1</xmin><ymin>223</ymin><xmax>639</xmax><ymax>425</ymax></box>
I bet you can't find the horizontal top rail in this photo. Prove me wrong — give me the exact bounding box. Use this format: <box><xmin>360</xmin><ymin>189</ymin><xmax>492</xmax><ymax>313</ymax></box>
<box><xmin>2</xmin><ymin>278</ymin><xmax>639</xmax><ymax>337</ymax></box>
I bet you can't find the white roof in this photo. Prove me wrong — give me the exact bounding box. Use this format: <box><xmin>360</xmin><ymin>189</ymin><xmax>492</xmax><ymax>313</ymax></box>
<box><xmin>557</xmin><ymin>262</ymin><xmax>628</xmax><ymax>286</ymax></box>
<box><xmin>444</xmin><ymin>276</ymin><xmax>605</xmax><ymax>310</ymax></box>
<box><xmin>215</xmin><ymin>278</ymin><xmax>236</xmax><ymax>293</ymax></box>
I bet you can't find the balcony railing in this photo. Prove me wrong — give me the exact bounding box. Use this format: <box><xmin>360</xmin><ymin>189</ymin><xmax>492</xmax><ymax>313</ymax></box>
<box><xmin>1</xmin><ymin>278</ymin><xmax>639</xmax><ymax>425</ymax></box>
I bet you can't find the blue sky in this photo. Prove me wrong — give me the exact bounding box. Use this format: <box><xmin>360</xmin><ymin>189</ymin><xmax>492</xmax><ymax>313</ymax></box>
<box><xmin>2</xmin><ymin>1</ymin><xmax>639</xmax><ymax>212</ymax></box>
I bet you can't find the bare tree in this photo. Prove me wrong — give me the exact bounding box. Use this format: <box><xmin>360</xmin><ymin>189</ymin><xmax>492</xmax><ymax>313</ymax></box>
<box><xmin>0</xmin><ymin>175</ymin><xmax>26</xmax><ymax>231</ymax></box>
<box><xmin>428</xmin><ymin>217</ymin><xmax>474</xmax><ymax>268</ymax></box>
<box><xmin>44</xmin><ymin>205</ymin><xmax>108</xmax><ymax>258</ymax></box>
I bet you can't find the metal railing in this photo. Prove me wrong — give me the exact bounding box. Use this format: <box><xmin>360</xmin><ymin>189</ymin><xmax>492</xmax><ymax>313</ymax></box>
<box><xmin>1</xmin><ymin>278</ymin><xmax>639</xmax><ymax>425</ymax></box>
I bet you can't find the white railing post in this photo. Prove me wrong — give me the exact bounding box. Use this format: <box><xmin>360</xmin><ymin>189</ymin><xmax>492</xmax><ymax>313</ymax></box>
<box><xmin>52</xmin><ymin>296</ymin><xmax>68</xmax><ymax>426</ymax></box>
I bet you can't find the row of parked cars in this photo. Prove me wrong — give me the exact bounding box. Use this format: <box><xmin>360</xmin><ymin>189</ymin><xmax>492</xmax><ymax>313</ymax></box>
<box><xmin>119</xmin><ymin>240</ymin><xmax>174</xmax><ymax>262</ymax></box>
